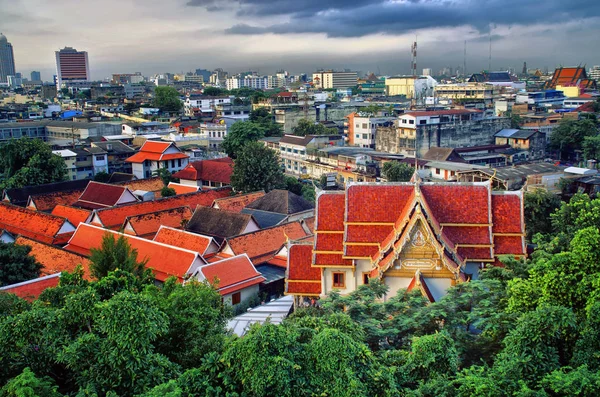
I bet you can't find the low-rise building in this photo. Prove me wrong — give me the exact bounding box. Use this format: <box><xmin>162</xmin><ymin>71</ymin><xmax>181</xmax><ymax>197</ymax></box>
<box><xmin>172</xmin><ymin>157</ymin><xmax>233</xmax><ymax>188</ymax></box>
<box><xmin>125</xmin><ymin>141</ymin><xmax>190</xmax><ymax>179</ymax></box>
<box><xmin>52</xmin><ymin>149</ymin><xmax>78</xmax><ymax>180</ymax></box>
<box><xmin>351</xmin><ymin>114</ymin><xmax>395</xmax><ymax>148</ymax></box>
<box><xmin>494</xmin><ymin>129</ymin><xmax>546</xmax><ymax>161</ymax></box>
<box><xmin>185</xmin><ymin>95</ymin><xmax>232</xmax><ymax>117</ymax></box>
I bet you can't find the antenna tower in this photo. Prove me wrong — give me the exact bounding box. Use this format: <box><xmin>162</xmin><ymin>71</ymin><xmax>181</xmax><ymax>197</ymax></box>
<box><xmin>411</xmin><ymin>38</ymin><xmax>417</xmax><ymax>77</ymax></box>
<box><xmin>463</xmin><ymin>40</ymin><xmax>467</xmax><ymax>77</ymax></box>
<box><xmin>488</xmin><ymin>32</ymin><xmax>492</xmax><ymax>71</ymax></box>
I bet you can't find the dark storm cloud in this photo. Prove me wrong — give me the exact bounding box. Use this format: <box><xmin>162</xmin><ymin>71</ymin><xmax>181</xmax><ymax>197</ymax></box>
<box><xmin>188</xmin><ymin>0</ymin><xmax>600</xmax><ymax>37</ymax></box>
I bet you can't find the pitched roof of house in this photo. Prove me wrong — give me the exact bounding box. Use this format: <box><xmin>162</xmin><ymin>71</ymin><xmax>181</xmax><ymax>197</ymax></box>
<box><xmin>197</xmin><ymin>254</ymin><xmax>266</xmax><ymax>296</ymax></box>
<box><xmin>0</xmin><ymin>273</ymin><xmax>61</xmax><ymax>301</ymax></box>
<box><xmin>74</xmin><ymin>181</ymin><xmax>138</xmax><ymax>209</ymax></box>
<box><xmin>172</xmin><ymin>158</ymin><xmax>233</xmax><ymax>184</ymax></box>
<box><xmin>92</xmin><ymin>141</ymin><xmax>135</xmax><ymax>154</ymax></box>
<box><xmin>422</xmin><ymin>148</ymin><xmax>464</xmax><ymax>162</ymax></box>
<box><xmin>240</xmin><ymin>208</ymin><xmax>287</xmax><ymax>228</ymax></box>
<box><xmin>286</xmin><ymin>244</ymin><xmax>321</xmax><ymax>296</ymax></box>
<box><xmin>153</xmin><ymin>226</ymin><xmax>218</xmax><ymax>256</ymax></box>
<box><xmin>225</xmin><ymin>221</ymin><xmax>309</xmax><ymax>265</ymax></box>
<box><xmin>167</xmin><ymin>182</ymin><xmax>199</xmax><ymax>195</ymax></box>
<box><xmin>212</xmin><ymin>191</ymin><xmax>265</xmax><ymax>213</ymax></box>
<box><xmin>27</xmin><ymin>189</ymin><xmax>84</xmax><ymax>212</ymax></box>
<box><xmin>286</xmin><ymin>182</ymin><xmax>526</xmax><ymax>296</ymax></box>
<box><xmin>64</xmin><ymin>223</ymin><xmax>204</xmax><ymax>282</ymax></box>
<box><xmin>15</xmin><ymin>236</ymin><xmax>91</xmax><ymax>280</ymax></box>
<box><xmin>0</xmin><ymin>203</ymin><xmax>75</xmax><ymax>245</ymax></box>
<box><xmin>186</xmin><ymin>206</ymin><xmax>255</xmax><ymax>240</ymax></box>
<box><xmin>245</xmin><ymin>189</ymin><xmax>314</xmax><ymax>215</ymax></box>
<box><xmin>2</xmin><ymin>179</ymin><xmax>91</xmax><ymax>207</ymax></box>
<box><xmin>108</xmin><ymin>172</ymin><xmax>135</xmax><ymax>183</ymax></box>
<box><xmin>117</xmin><ymin>177</ymin><xmax>164</xmax><ymax>193</ymax></box>
<box><xmin>124</xmin><ymin>206</ymin><xmax>192</xmax><ymax>238</ymax></box>
<box><xmin>126</xmin><ymin>141</ymin><xmax>189</xmax><ymax>163</ymax></box>
<box><xmin>90</xmin><ymin>187</ymin><xmax>232</xmax><ymax>229</ymax></box>
<box><xmin>50</xmin><ymin>205</ymin><xmax>91</xmax><ymax>227</ymax></box>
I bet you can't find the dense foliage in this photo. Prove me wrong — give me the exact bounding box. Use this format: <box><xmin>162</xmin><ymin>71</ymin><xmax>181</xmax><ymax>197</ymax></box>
<box><xmin>382</xmin><ymin>161</ymin><xmax>414</xmax><ymax>182</ymax></box>
<box><xmin>222</xmin><ymin>122</ymin><xmax>265</xmax><ymax>159</ymax></box>
<box><xmin>248</xmin><ymin>108</ymin><xmax>282</xmax><ymax>137</ymax></box>
<box><xmin>549</xmin><ymin>119</ymin><xmax>598</xmax><ymax>161</ymax></box>
<box><xmin>230</xmin><ymin>141</ymin><xmax>284</xmax><ymax>193</ymax></box>
<box><xmin>0</xmin><ymin>243</ymin><xmax>42</xmax><ymax>287</ymax></box>
<box><xmin>2</xmin><ymin>193</ymin><xmax>600</xmax><ymax>396</ymax></box>
<box><xmin>292</xmin><ymin>119</ymin><xmax>338</xmax><ymax>136</ymax></box>
<box><xmin>152</xmin><ymin>87</ymin><xmax>183</xmax><ymax>112</ymax></box>
<box><xmin>0</xmin><ymin>138</ymin><xmax>67</xmax><ymax>189</ymax></box>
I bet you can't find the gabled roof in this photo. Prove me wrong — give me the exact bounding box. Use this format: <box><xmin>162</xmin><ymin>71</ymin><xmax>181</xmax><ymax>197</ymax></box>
<box><xmin>74</xmin><ymin>181</ymin><xmax>138</xmax><ymax>210</ymax></box>
<box><xmin>153</xmin><ymin>226</ymin><xmax>218</xmax><ymax>256</ymax></box>
<box><xmin>240</xmin><ymin>208</ymin><xmax>287</xmax><ymax>228</ymax></box>
<box><xmin>245</xmin><ymin>189</ymin><xmax>314</xmax><ymax>215</ymax></box>
<box><xmin>15</xmin><ymin>236</ymin><xmax>91</xmax><ymax>280</ymax></box>
<box><xmin>125</xmin><ymin>141</ymin><xmax>189</xmax><ymax>163</ymax></box>
<box><xmin>495</xmin><ymin>129</ymin><xmax>538</xmax><ymax>139</ymax></box>
<box><xmin>186</xmin><ymin>206</ymin><xmax>255</xmax><ymax>240</ymax></box>
<box><xmin>172</xmin><ymin>158</ymin><xmax>233</xmax><ymax>183</ymax></box>
<box><xmin>90</xmin><ymin>187</ymin><xmax>232</xmax><ymax>229</ymax></box>
<box><xmin>108</xmin><ymin>172</ymin><xmax>135</xmax><ymax>183</ymax></box>
<box><xmin>92</xmin><ymin>141</ymin><xmax>135</xmax><ymax>154</ymax></box>
<box><xmin>212</xmin><ymin>191</ymin><xmax>265</xmax><ymax>213</ymax></box>
<box><xmin>196</xmin><ymin>254</ymin><xmax>266</xmax><ymax>296</ymax></box>
<box><xmin>0</xmin><ymin>203</ymin><xmax>75</xmax><ymax>245</ymax></box>
<box><xmin>117</xmin><ymin>177</ymin><xmax>165</xmax><ymax>193</ymax></box>
<box><xmin>167</xmin><ymin>182</ymin><xmax>199</xmax><ymax>195</ymax></box>
<box><xmin>0</xmin><ymin>273</ymin><xmax>61</xmax><ymax>301</ymax></box>
<box><xmin>27</xmin><ymin>189</ymin><xmax>84</xmax><ymax>212</ymax></box>
<box><xmin>50</xmin><ymin>205</ymin><xmax>92</xmax><ymax>227</ymax></box>
<box><xmin>545</xmin><ymin>66</ymin><xmax>596</xmax><ymax>90</ymax></box>
<box><xmin>225</xmin><ymin>221</ymin><xmax>309</xmax><ymax>265</ymax></box>
<box><xmin>64</xmin><ymin>223</ymin><xmax>204</xmax><ymax>282</ymax></box>
<box><xmin>286</xmin><ymin>244</ymin><xmax>321</xmax><ymax>296</ymax></box>
<box><xmin>422</xmin><ymin>148</ymin><xmax>464</xmax><ymax>162</ymax></box>
<box><xmin>2</xmin><ymin>179</ymin><xmax>91</xmax><ymax>207</ymax></box>
<box><xmin>123</xmin><ymin>206</ymin><xmax>192</xmax><ymax>238</ymax></box>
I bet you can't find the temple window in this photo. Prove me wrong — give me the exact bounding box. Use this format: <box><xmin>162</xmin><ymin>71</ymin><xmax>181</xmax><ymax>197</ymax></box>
<box><xmin>333</xmin><ymin>272</ymin><xmax>345</xmax><ymax>288</ymax></box>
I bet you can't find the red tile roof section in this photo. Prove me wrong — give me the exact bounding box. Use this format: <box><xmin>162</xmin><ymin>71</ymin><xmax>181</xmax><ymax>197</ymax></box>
<box><xmin>15</xmin><ymin>236</ymin><xmax>91</xmax><ymax>280</ymax></box>
<box><xmin>126</xmin><ymin>141</ymin><xmax>189</xmax><ymax>163</ymax></box>
<box><xmin>153</xmin><ymin>226</ymin><xmax>216</xmax><ymax>256</ymax></box>
<box><xmin>213</xmin><ymin>191</ymin><xmax>265</xmax><ymax>213</ymax></box>
<box><xmin>0</xmin><ymin>274</ymin><xmax>61</xmax><ymax>301</ymax></box>
<box><xmin>0</xmin><ymin>203</ymin><xmax>74</xmax><ymax>245</ymax></box>
<box><xmin>92</xmin><ymin>187</ymin><xmax>232</xmax><ymax>229</ymax></box>
<box><xmin>286</xmin><ymin>244</ymin><xmax>321</xmax><ymax>295</ymax></box>
<box><xmin>199</xmin><ymin>254</ymin><xmax>265</xmax><ymax>295</ymax></box>
<box><xmin>421</xmin><ymin>184</ymin><xmax>489</xmax><ymax>224</ymax></box>
<box><xmin>64</xmin><ymin>224</ymin><xmax>202</xmax><ymax>282</ymax></box>
<box><xmin>51</xmin><ymin>205</ymin><xmax>91</xmax><ymax>227</ymax></box>
<box><xmin>167</xmin><ymin>182</ymin><xmax>199</xmax><ymax>195</ymax></box>
<box><xmin>316</xmin><ymin>192</ymin><xmax>345</xmax><ymax>231</ymax></box>
<box><xmin>347</xmin><ymin>185</ymin><xmax>413</xmax><ymax>223</ymax></box>
<box><xmin>491</xmin><ymin>194</ymin><xmax>523</xmax><ymax>233</ymax></box>
<box><xmin>172</xmin><ymin>158</ymin><xmax>233</xmax><ymax>183</ymax></box>
<box><xmin>124</xmin><ymin>206</ymin><xmax>192</xmax><ymax>238</ymax></box>
<box><xmin>28</xmin><ymin>189</ymin><xmax>84</xmax><ymax>212</ymax></box>
<box><xmin>225</xmin><ymin>222</ymin><xmax>308</xmax><ymax>264</ymax></box>
<box><xmin>76</xmin><ymin>182</ymin><xmax>132</xmax><ymax>208</ymax></box>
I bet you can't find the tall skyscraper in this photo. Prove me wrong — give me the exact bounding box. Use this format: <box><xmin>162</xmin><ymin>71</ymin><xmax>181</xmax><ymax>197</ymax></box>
<box><xmin>55</xmin><ymin>47</ymin><xmax>90</xmax><ymax>89</ymax></box>
<box><xmin>0</xmin><ymin>33</ymin><xmax>16</xmax><ymax>84</ymax></box>
<box><xmin>31</xmin><ymin>71</ymin><xmax>41</xmax><ymax>81</ymax></box>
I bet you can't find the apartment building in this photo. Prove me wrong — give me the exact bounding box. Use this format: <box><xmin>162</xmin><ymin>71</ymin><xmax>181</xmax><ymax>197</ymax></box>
<box><xmin>312</xmin><ymin>70</ymin><xmax>358</xmax><ymax>89</ymax></box>
<box><xmin>185</xmin><ymin>95</ymin><xmax>232</xmax><ymax>117</ymax></box>
<box><xmin>350</xmin><ymin>114</ymin><xmax>395</xmax><ymax>148</ymax></box>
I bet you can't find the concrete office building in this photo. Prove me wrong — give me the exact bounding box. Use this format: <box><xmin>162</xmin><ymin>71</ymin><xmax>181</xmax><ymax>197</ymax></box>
<box><xmin>312</xmin><ymin>70</ymin><xmax>358</xmax><ymax>89</ymax></box>
<box><xmin>0</xmin><ymin>33</ymin><xmax>16</xmax><ymax>84</ymax></box>
<box><xmin>30</xmin><ymin>71</ymin><xmax>41</xmax><ymax>82</ymax></box>
<box><xmin>55</xmin><ymin>47</ymin><xmax>90</xmax><ymax>89</ymax></box>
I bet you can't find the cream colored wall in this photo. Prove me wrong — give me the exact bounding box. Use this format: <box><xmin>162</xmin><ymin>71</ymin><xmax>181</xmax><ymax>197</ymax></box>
<box><xmin>382</xmin><ymin>276</ymin><xmax>412</xmax><ymax>301</ymax></box>
<box><xmin>556</xmin><ymin>85</ymin><xmax>580</xmax><ymax>98</ymax></box>
<box><xmin>385</xmin><ymin>77</ymin><xmax>416</xmax><ymax>98</ymax></box>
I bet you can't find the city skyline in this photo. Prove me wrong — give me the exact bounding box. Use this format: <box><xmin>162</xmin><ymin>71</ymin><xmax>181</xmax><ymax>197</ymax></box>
<box><xmin>1</xmin><ymin>0</ymin><xmax>600</xmax><ymax>80</ymax></box>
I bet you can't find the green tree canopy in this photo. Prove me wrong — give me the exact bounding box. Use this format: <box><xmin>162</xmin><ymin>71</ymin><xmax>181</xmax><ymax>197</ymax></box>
<box><xmin>152</xmin><ymin>86</ymin><xmax>183</xmax><ymax>113</ymax></box>
<box><xmin>582</xmin><ymin>135</ymin><xmax>600</xmax><ymax>161</ymax></box>
<box><xmin>549</xmin><ymin>119</ymin><xmax>598</xmax><ymax>160</ymax></box>
<box><xmin>292</xmin><ymin>119</ymin><xmax>338</xmax><ymax>136</ymax></box>
<box><xmin>249</xmin><ymin>107</ymin><xmax>282</xmax><ymax>137</ymax></box>
<box><xmin>0</xmin><ymin>138</ymin><xmax>67</xmax><ymax>189</ymax></box>
<box><xmin>230</xmin><ymin>141</ymin><xmax>284</xmax><ymax>193</ymax></box>
<box><xmin>93</xmin><ymin>171</ymin><xmax>110</xmax><ymax>183</ymax></box>
<box><xmin>89</xmin><ymin>233</ymin><xmax>151</xmax><ymax>281</ymax></box>
<box><xmin>382</xmin><ymin>161</ymin><xmax>414</xmax><ymax>182</ymax></box>
<box><xmin>0</xmin><ymin>243</ymin><xmax>42</xmax><ymax>287</ymax></box>
<box><xmin>160</xmin><ymin>186</ymin><xmax>176</xmax><ymax>197</ymax></box>
<box><xmin>222</xmin><ymin>121</ymin><xmax>265</xmax><ymax>159</ymax></box>
<box><xmin>523</xmin><ymin>189</ymin><xmax>561</xmax><ymax>241</ymax></box>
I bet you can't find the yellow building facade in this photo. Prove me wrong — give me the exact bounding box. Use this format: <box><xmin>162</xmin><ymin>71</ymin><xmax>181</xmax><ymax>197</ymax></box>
<box><xmin>385</xmin><ymin>77</ymin><xmax>416</xmax><ymax>98</ymax></box>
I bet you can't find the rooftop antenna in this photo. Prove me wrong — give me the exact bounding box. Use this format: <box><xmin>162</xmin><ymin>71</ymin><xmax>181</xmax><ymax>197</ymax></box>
<box><xmin>463</xmin><ymin>40</ymin><xmax>467</xmax><ymax>77</ymax></box>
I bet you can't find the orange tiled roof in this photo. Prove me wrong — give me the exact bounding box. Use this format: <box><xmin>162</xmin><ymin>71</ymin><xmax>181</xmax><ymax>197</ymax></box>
<box><xmin>167</xmin><ymin>182</ymin><xmax>199</xmax><ymax>195</ymax></box>
<box><xmin>125</xmin><ymin>141</ymin><xmax>189</xmax><ymax>163</ymax></box>
<box><xmin>172</xmin><ymin>158</ymin><xmax>233</xmax><ymax>184</ymax></box>
<box><xmin>64</xmin><ymin>223</ymin><xmax>204</xmax><ymax>282</ymax></box>
<box><xmin>139</xmin><ymin>141</ymin><xmax>172</xmax><ymax>153</ymax></box>
<box><xmin>286</xmin><ymin>244</ymin><xmax>320</xmax><ymax>295</ymax></box>
<box><xmin>27</xmin><ymin>189</ymin><xmax>84</xmax><ymax>212</ymax></box>
<box><xmin>197</xmin><ymin>254</ymin><xmax>265</xmax><ymax>296</ymax></box>
<box><xmin>0</xmin><ymin>203</ymin><xmax>75</xmax><ymax>245</ymax></box>
<box><xmin>51</xmin><ymin>205</ymin><xmax>91</xmax><ymax>227</ymax></box>
<box><xmin>124</xmin><ymin>206</ymin><xmax>193</xmax><ymax>238</ymax></box>
<box><xmin>120</xmin><ymin>177</ymin><xmax>164</xmax><ymax>193</ymax></box>
<box><xmin>212</xmin><ymin>191</ymin><xmax>265</xmax><ymax>213</ymax></box>
<box><xmin>225</xmin><ymin>221</ymin><xmax>309</xmax><ymax>265</ymax></box>
<box><xmin>153</xmin><ymin>226</ymin><xmax>218</xmax><ymax>256</ymax></box>
<box><xmin>91</xmin><ymin>187</ymin><xmax>232</xmax><ymax>229</ymax></box>
<box><xmin>15</xmin><ymin>236</ymin><xmax>91</xmax><ymax>280</ymax></box>
<box><xmin>545</xmin><ymin>67</ymin><xmax>596</xmax><ymax>90</ymax></box>
<box><xmin>0</xmin><ymin>273</ymin><xmax>61</xmax><ymax>301</ymax></box>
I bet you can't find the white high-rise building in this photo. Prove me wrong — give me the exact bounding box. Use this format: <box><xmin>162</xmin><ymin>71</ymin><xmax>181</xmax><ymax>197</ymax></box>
<box><xmin>589</xmin><ymin>66</ymin><xmax>600</xmax><ymax>82</ymax></box>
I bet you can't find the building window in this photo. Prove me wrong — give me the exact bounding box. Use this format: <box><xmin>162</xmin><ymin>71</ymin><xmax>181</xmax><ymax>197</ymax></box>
<box><xmin>332</xmin><ymin>272</ymin><xmax>345</xmax><ymax>288</ymax></box>
<box><xmin>363</xmin><ymin>273</ymin><xmax>370</xmax><ymax>285</ymax></box>
<box><xmin>419</xmin><ymin>120</ymin><xmax>427</xmax><ymax>125</ymax></box>
<box><xmin>231</xmin><ymin>292</ymin><xmax>241</xmax><ymax>305</ymax></box>
<box><xmin>362</xmin><ymin>123</ymin><xmax>367</xmax><ymax>129</ymax></box>
<box><xmin>409</xmin><ymin>120</ymin><xmax>415</xmax><ymax>125</ymax></box>
<box><xmin>171</xmin><ymin>160</ymin><xmax>175</xmax><ymax>168</ymax></box>
<box><xmin>178</xmin><ymin>159</ymin><xmax>182</xmax><ymax>167</ymax></box>
<box><xmin>95</xmin><ymin>155</ymin><xmax>104</xmax><ymax>161</ymax></box>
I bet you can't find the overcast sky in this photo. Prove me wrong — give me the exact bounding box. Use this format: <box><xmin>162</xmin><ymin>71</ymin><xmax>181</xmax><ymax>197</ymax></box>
<box><xmin>1</xmin><ymin>0</ymin><xmax>600</xmax><ymax>80</ymax></box>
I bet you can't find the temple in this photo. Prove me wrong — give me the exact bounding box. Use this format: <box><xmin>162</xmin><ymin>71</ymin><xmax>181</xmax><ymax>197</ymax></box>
<box><xmin>285</xmin><ymin>181</ymin><xmax>526</xmax><ymax>303</ymax></box>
